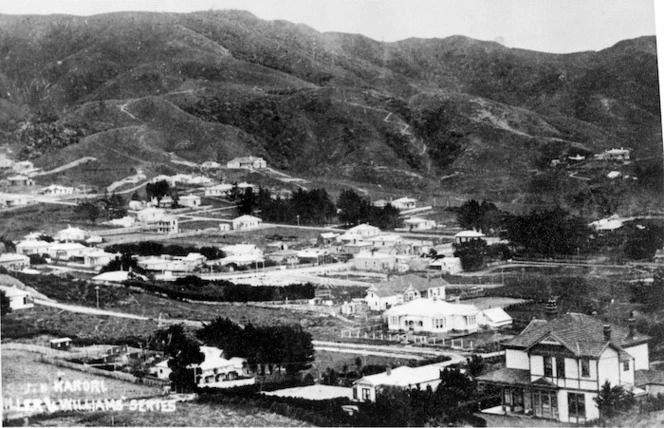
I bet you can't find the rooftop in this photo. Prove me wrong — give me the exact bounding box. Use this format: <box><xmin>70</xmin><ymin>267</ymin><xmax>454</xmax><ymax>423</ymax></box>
<box><xmin>369</xmin><ymin>274</ymin><xmax>449</xmax><ymax>297</ymax></box>
<box><xmin>383</xmin><ymin>298</ymin><xmax>479</xmax><ymax>317</ymax></box>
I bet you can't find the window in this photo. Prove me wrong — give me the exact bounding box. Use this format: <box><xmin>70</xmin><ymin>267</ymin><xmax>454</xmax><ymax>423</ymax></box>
<box><xmin>361</xmin><ymin>388</ymin><xmax>371</xmax><ymax>401</ymax></box>
<box><xmin>544</xmin><ymin>356</ymin><xmax>553</xmax><ymax>377</ymax></box>
<box><xmin>556</xmin><ymin>357</ymin><xmax>565</xmax><ymax>378</ymax></box>
<box><xmin>389</xmin><ymin>316</ymin><xmax>399</xmax><ymax>326</ymax></box>
<box><xmin>467</xmin><ymin>315</ymin><xmax>476</xmax><ymax>325</ymax></box>
<box><xmin>568</xmin><ymin>392</ymin><xmax>586</xmax><ymax>423</ymax></box>
<box><xmin>623</xmin><ymin>360</ymin><xmax>630</xmax><ymax>371</ymax></box>
<box><xmin>581</xmin><ymin>358</ymin><xmax>590</xmax><ymax>377</ymax></box>
<box><xmin>434</xmin><ymin>318</ymin><xmax>447</xmax><ymax>329</ymax></box>
<box><xmin>353</xmin><ymin>388</ymin><xmax>358</xmax><ymax>400</ymax></box>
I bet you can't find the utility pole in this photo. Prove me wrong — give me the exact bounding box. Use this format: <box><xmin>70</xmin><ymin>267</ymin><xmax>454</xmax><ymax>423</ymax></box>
<box><xmin>95</xmin><ymin>286</ymin><xmax>100</xmax><ymax>309</ymax></box>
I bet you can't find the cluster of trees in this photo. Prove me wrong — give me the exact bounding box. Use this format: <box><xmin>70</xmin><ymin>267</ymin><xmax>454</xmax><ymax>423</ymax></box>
<box><xmin>152</xmin><ymin>325</ymin><xmax>204</xmax><ymax>393</ymax></box>
<box><xmin>145</xmin><ymin>180</ymin><xmax>172</xmax><ymax>204</ymax></box>
<box><xmin>353</xmin><ymin>367</ymin><xmax>486</xmax><ymax>427</ymax></box>
<box><xmin>631</xmin><ymin>268</ymin><xmax>664</xmax><ymax>312</ymax></box>
<box><xmin>455</xmin><ymin>199</ymin><xmax>504</xmax><ymax>233</ymax></box>
<box><xmin>505</xmin><ymin>208</ymin><xmax>591</xmax><ymax>256</ymax></box>
<box><xmin>622</xmin><ymin>221</ymin><xmax>664</xmax><ymax>260</ymax></box>
<box><xmin>196</xmin><ymin>317</ymin><xmax>314</xmax><ymax>376</ymax></box>
<box><xmin>595</xmin><ymin>381</ymin><xmax>636</xmax><ymax>420</ymax></box>
<box><xmin>452</xmin><ymin>240</ymin><xmax>512</xmax><ymax>271</ymax></box>
<box><xmin>236</xmin><ymin>187</ymin><xmax>336</xmax><ymax>225</ymax></box>
<box><xmin>105</xmin><ymin>242</ymin><xmax>225</xmax><ymax>260</ymax></box>
<box><xmin>337</xmin><ymin>189</ymin><xmax>403</xmax><ymax>230</ymax></box>
<box><xmin>74</xmin><ymin>193</ymin><xmax>126</xmax><ymax>223</ymax></box>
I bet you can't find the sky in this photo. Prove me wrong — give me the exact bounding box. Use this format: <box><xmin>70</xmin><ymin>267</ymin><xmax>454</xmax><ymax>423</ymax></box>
<box><xmin>0</xmin><ymin>0</ymin><xmax>657</xmax><ymax>54</ymax></box>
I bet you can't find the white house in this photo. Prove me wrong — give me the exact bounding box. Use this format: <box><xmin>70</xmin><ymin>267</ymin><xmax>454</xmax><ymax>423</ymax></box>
<box><xmin>179</xmin><ymin>195</ymin><xmax>201</xmax><ymax>208</ymax></box>
<box><xmin>0</xmin><ymin>285</ymin><xmax>34</xmax><ymax>310</ymax></box>
<box><xmin>221</xmin><ymin>244</ymin><xmax>264</xmax><ymax>266</ymax></box>
<box><xmin>454</xmin><ymin>230</ymin><xmax>486</xmax><ymax>244</ymax></box>
<box><xmin>40</xmin><ymin>185</ymin><xmax>76</xmax><ymax>196</ymax></box>
<box><xmin>7</xmin><ymin>175</ymin><xmax>34</xmax><ymax>187</ymax></box>
<box><xmin>367</xmin><ymin>233</ymin><xmax>403</xmax><ymax>248</ymax></box>
<box><xmin>352</xmin><ymin>363</ymin><xmax>448</xmax><ymax>402</ymax></box>
<box><xmin>0</xmin><ymin>193</ymin><xmax>36</xmax><ymax>207</ymax></box>
<box><xmin>16</xmin><ymin>240</ymin><xmax>52</xmax><ymax>256</ymax></box>
<box><xmin>137</xmin><ymin>207</ymin><xmax>166</xmax><ymax>223</ymax></box>
<box><xmin>83</xmin><ymin>250</ymin><xmax>117</xmax><ymax>269</ymax></box>
<box><xmin>105</xmin><ymin>216</ymin><xmax>136</xmax><ymax>228</ymax></box>
<box><xmin>201</xmin><ymin>161</ymin><xmax>222</xmax><ymax>169</ymax></box>
<box><xmin>226</xmin><ymin>156</ymin><xmax>267</xmax><ymax>169</ymax></box>
<box><xmin>589</xmin><ymin>214</ymin><xmax>624</xmax><ymax>232</ymax></box>
<box><xmin>340</xmin><ymin>224</ymin><xmax>381</xmax><ymax>244</ymax></box>
<box><xmin>156</xmin><ymin>216</ymin><xmax>179</xmax><ymax>234</ymax></box>
<box><xmin>0</xmin><ymin>253</ymin><xmax>31</xmax><ymax>271</ymax></box>
<box><xmin>48</xmin><ymin>243</ymin><xmax>88</xmax><ymax>260</ymax></box>
<box><xmin>390</xmin><ymin>197</ymin><xmax>417</xmax><ymax>210</ymax></box>
<box><xmin>128</xmin><ymin>200</ymin><xmax>145</xmax><ymax>211</ymax></box>
<box><xmin>404</xmin><ymin>217</ymin><xmax>436</xmax><ymax>231</ymax></box>
<box><xmin>353</xmin><ymin>252</ymin><xmax>397</xmax><ymax>272</ymax></box>
<box><xmin>231</xmin><ymin>215</ymin><xmax>262</xmax><ymax>231</ymax></box>
<box><xmin>55</xmin><ymin>225</ymin><xmax>86</xmax><ymax>242</ymax></box>
<box><xmin>204</xmin><ymin>184</ymin><xmax>234</xmax><ymax>197</ymax></box>
<box><xmin>12</xmin><ymin>161</ymin><xmax>34</xmax><ymax>174</ymax></box>
<box><xmin>365</xmin><ymin>274</ymin><xmax>448</xmax><ymax>311</ymax></box>
<box><xmin>478</xmin><ymin>312</ymin><xmax>650</xmax><ymax>424</ymax></box>
<box><xmin>383</xmin><ymin>298</ymin><xmax>480</xmax><ymax>334</ymax></box>
<box><xmin>596</xmin><ymin>147</ymin><xmax>630</xmax><ymax>162</ymax></box>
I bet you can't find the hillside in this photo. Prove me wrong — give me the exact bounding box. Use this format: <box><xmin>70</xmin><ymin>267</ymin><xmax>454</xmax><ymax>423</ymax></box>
<box><xmin>0</xmin><ymin>10</ymin><xmax>660</xmax><ymax>207</ymax></box>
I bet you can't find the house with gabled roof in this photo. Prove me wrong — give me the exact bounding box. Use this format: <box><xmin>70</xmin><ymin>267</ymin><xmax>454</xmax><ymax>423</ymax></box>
<box><xmin>477</xmin><ymin>306</ymin><xmax>650</xmax><ymax>424</ymax></box>
<box><xmin>390</xmin><ymin>197</ymin><xmax>417</xmax><ymax>210</ymax></box>
<box><xmin>365</xmin><ymin>274</ymin><xmax>448</xmax><ymax>311</ymax></box>
<box><xmin>227</xmin><ymin>156</ymin><xmax>267</xmax><ymax>169</ymax></box>
<box><xmin>340</xmin><ymin>224</ymin><xmax>381</xmax><ymax>244</ymax></box>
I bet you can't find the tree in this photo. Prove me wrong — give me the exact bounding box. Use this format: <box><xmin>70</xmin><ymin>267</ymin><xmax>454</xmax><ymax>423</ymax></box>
<box><xmin>456</xmin><ymin>199</ymin><xmax>502</xmax><ymax>232</ymax></box>
<box><xmin>337</xmin><ymin>189</ymin><xmax>366</xmax><ymax>226</ymax></box>
<box><xmin>155</xmin><ymin>324</ymin><xmax>204</xmax><ymax>393</ymax></box>
<box><xmin>100</xmin><ymin>252</ymin><xmax>145</xmax><ymax>274</ymax></box>
<box><xmin>108</xmin><ymin>193</ymin><xmax>127</xmax><ymax>219</ymax></box>
<box><xmin>594</xmin><ymin>381</ymin><xmax>635</xmax><ymax>419</ymax></box>
<box><xmin>74</xmin><ymin>201</ymin><xmax>100</xmax><ymax>223</ymax></box>
<box><xmin>453</xmin><ymin>239</ymin><xmax>488</xmax><ymax>271</ymax></box>
<box><xmin>236</xmin><ymin>188</ymin><xmax>257</xmax><ymax>215</ymax></box>
<box><xmin>1</xmin><ymin>290</ymin><xmax>11</xmax><ymax>317</ymax></box>
<box><xmin>466</xmin><ymin>355</ymin><xmax>485</xmax><ymax>377</ymax></box>
<box><xmin>146</xmin><ymin>180</ymin><xmax>170</xmax><ymax>203</ymax></box>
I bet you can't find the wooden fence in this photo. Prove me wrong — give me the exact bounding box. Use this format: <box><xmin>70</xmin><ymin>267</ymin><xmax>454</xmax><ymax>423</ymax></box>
<box><xmin>339</xmin><ymin>330</ymin><xmax>477</xmax><ymax>349</ymax></box>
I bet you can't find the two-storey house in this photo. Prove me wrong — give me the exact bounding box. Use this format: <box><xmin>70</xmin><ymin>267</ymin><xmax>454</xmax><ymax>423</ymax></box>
<box><xmin>478</xmin><ymin>311</ymin><xmax>650</xmax><ymax>424</ymax></box>
<box><xmin>365</xmin><ymin>274</ymin><xmax>448</xmax><ymax>311</ymax></box>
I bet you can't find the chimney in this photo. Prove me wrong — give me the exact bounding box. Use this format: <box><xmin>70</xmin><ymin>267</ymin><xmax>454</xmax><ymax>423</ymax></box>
<box><xmin>545</xmin><ymin>298</ymin><xmax>557</xmax><ymax>320</ymax></box>
<box><xmin>628</xmin><ymin>311</ymin><xmax>636</xmax><ymax>339</ymax></box>
<box><xmin>603</xmin><ymin>320</ymin><xmax>612</xmax><ymax>341</ymax></box>
<box><xmin>386</xmin><ymin>365</ymin><xmax>392</xmax><ymax>376</ymax></box>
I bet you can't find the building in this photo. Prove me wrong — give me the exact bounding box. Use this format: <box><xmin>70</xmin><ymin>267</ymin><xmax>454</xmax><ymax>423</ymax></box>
<box><xmin>16</xmin><ymin>240</ymin><xmax>52</xmax><ymax>256</ymax></box>
<box><xmin>201</xmin><ymin>161</ymin><xmax>222</xmax><ymax>169</ymax></box>
<box><xmin>383</xmin><ymin>298</ymin><xmax>480</xmax><ymax>334</ymax></box>
<box><xmin>7</xmin><ymin>175</ymin><xmax>34</xmax><ymax>187</ymax></box>
<box><xmin>340</xmin><ymin>224</ymin><xmax>381</xmax><ymax>244</ymax></box>
<box><xmin>137</xmin><ymin>207</ymin><xmax>166</xmax><ymax>223</ymax></box>
<box><xmin>231</xmin><ymin>215</ymin><xmax>262</xmax><ymax>231</ymax></box>
<box><xmin>596</xmin><ymin>148</ymin><xmax>630</xmax><ymax>162</ymax></box>
<box><xmin>404</xmin><ymin>217</ymin><xmax>436</xmax><ymax>231</ymax></box>
<box><xmin>477</xmin><ymin>310</ymin><xmax>650</xmax><ymax>424</ymax></box>
<box><xmin>0</xmin><ymin>285</ymin><xmax>34</xmax><ymax>310</ymax></box>
<box><xmin>365</xmin><ymin>274</ymin><xmax>448</xmax><ymax>311</ymax></box>
<box><xmin>353</xmin><ymin>252</ymin><xmax>397</xmax><ymax>272</ymax></box>
<box><xmin>12</xmin><ymin>161</ymin><xmax>34</xmax><ymax>174</ymax></box>
<box><xmin>128</xmin><ymin>200</ymin><xmax>145</xmax><ymax>211</ymax></box>
<box><xmin>589</xmin><ymin>214</ymin><xmax>624</xmax><ymax>232</ymax></box>
<box><xmin>48</xmin><ymin>243</ymin><xmax>88</xmax><ymax>260</ymax></box>
<box><xmin>219</xmin><ymin>223</ymin><xmax>231</xmax><ymax>232</ymax></box>
<box><xmin>49</xmin><ymin>338</ymin><xmax>72</xmax><ymax>351</ymax></box>
<box><xmin>318</xmin><ymin>232</ymin><xmax>340</xmax><ymax>246</ymax></box>
<box><xmin>428</xmin><ymin>257</ymin><xmax>463</xmax><ymax>275</ymax></box>
<box><xmin>480</xmin><ymin>307</ymin><xmax>513</xmax><ymax>329</ymax></box>
<box><xmin>204</xmin><ymin>184</ymin><xmax>234</xmax><ymax>197</ymax></box>
<box><xmin>367</xmin><ymin>233</ymin><xmax>403</xmax><ymax>248</ymax></box>
<box><xmin>352</xmin><ymin>363</ymin><xmax>448</xmax><ymax>402</ymax></box>
<box><xmin>105</xmin><ymin>216</ymin><xmax>136</xmax><ymax>228</ymax></box>
<box><xmin>454</xmin><ymin>230</ymin><xmax>486</xmax><ymax>244</ymax></box>
<box><xmin>0</xmin><ymin>253</ymin><xmax>30</xmax><ymax>271</ymax></box>
<box><xmin>178</xmin><ymin>194</ymin><xmax>201</xmax><ymax>208</ymax></box>
<box><xmin>40</xmin><ymin>184</ymin><xmax>75</xmax><ymax>195</ymax></box>
<box><xmin>0</xmin><ymin>193</ymin><xmax>36</xmax><ymax>207</ymax></box>
<box><xmin>221</xmin><ymin>244</ymin><xmax>264</xmax><ymax>266</ymax></box>
<box><xmin>83</xmin><ymin>250</ymin><xmax>117</xmax><ymax>269</ymax></box>
<box><xmin>390</xmin><ymin>197</ymin><xmax>417</xmax><ymax>210</ymax></box>
<box><xmin>156</xmin><ymin>216</ymin><xmax>179</xmax><ymax>234</ymax></box>
<box><xmin>55</xmin><ymin>225</ymin><xmax>87</xmax><ymax>242</ymax></box>
<box><xmin>226</xmin><ymin>156</ymin><xmax>267</xmax><ymax>169</ymax></box>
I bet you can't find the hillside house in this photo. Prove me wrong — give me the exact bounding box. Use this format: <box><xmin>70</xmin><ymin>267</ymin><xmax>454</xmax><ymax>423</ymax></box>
<box><xmin>151</xmin><ymin>196</ymin><xmax>174</xmax><ymax>208</ymax></box>
<box><xmin>0</xmin><ymin>155</ymin><xmax>13</xmax><ymax>169</ymax></box>
<box><xmin>0</xmin><ymin>193</ymin><xmax>36</xmax><ymax>207</ymax></box>
<box><xmin>137</xmin><ymin>207</ymin><xmax>166</xmax><ymax>223</ymax></box>
<box><xmin>178</xmin><ymin>194</ymin><xmax>201</xmax><ymax>208</ymax></box>
<box><xmin>83</xmin><ymin>250</ymin><xmax>117</xmax><ymax>269</ymax></box>
<box><xmin>231</xmin><ymin>215</ymin><xmax>262</xmax><ymax>231</ymax></box>
<box><xmin>352</xmin><ymin>363</ymin><xmax>448</xmax><ymax>402</ymax></box>
<box><xmin>365</xmin><ymin>274</ymin><xmax>448</xmax><ymax>311</ymax></box>
<box><xmin>0</xmin><ymin>285</ymin><xmax>34</xmax><ymax>310</ymax></box>
<box><xmin>340</xmin><ymin>224</ymin><xmax>381</xmax><ymax>244</ymax></box>
<box><xmin>128</xmin><ymin>200</ymin><xmax>145</xmax><ymax>210</ymax></box>
<box><xmin>16</xmin><ymin>240</ymin><xmax>51</xmax><ymax>256</ymax></box>
<box><xmin>7</xmin><ymin>175</ymin><xmax>34</xmax><ymax>187</ymax></box>
<box><xmin>226</xmin><ymin>156</ymin><xmax>267</xmax><ymax>169</ymax></box>
<box><xmin>204</xmin><ymin>184</ymin><xmax>233</xmax><ymax>197</ymax></box>
<box><xmin>454</xmin><ymin>230</ymin><xmax>486</xmax><ymax>244</ymax></box>
<box><xmin>477</xmin><ymin>311</ymin><xmax>650</xmax><ymax>424</ymax></box>
<box><xmin>12</xmin><ymin>161</ymin><xmax>34</xmax><ymax>174</ymax></box>
<box><xmin>48</xmin><ymin>243</ymin><xmax>88</xmax><ymax>260</ymax></box>
<box><xmin>318</xmin><ymin>232</ymin><xmax>340</xmax><ymax>246</ymax></box>
<box><xmin>55</xmin><ymin>225</ymin><xmax>86</xmax><ymax>242</ymax></box>
<box><xmin>353</xmin><ymin>252</ymin><xmax>397</xmax><ymax>272</ymax></box>
<box><xmin>391</xmin><ymin>197</ymin><xmax>417</xmax><ymax>210</ymax></box>
<box><xmin>0</xmin><ymin>253</ymin><xmax>30</xmax><ymax>271</ymax></box>
<box><xmin>156</xmin><ymin>216</ymin><xmax>179</xmax><ymax>234</ymax></box>
<box><xmin>368</xmin><ymin>233</ymin><xmax>403</xmax><ymax>248</ymax></box>
<box><xmin>41</xmin><ymin>184</ymin><xmax>76</xmax><ymax>195</ymax></box>
<box><xmin>106</xmin><ymin>216</ymin><xmax>136</xmax><ymax>228</ymax></box>
<box><xmin>596</xmin><ymin>147</ymin><xmax>630</xmax><ymax>162</ymax></box>
<box><xmin>201</xmin><ymin>161</ymin><xmax>221</xmax><ymax>169</ymax></box>
<box><xmin>221</xmin><ymin>244</ymin><xmax>264</xmax><ymax>266</ymax></box>
<box><xmin>480</xmin><ymin>307</ymin><xmax>513</xmax><ymax>329</ymax></box>
<box><xmin>384</xmin><ymin>298</ymin><xmax>480</xmax><ymax>334</ymax></box>
<box><xmin>428</xmin><ymin>257</ymin><xmax>463</xmax><ymax>275</ymax></box>
<box><xmin>589</xmin><ymin>214</ymin><xmax>624</xmax><ymax>232</ymax></box>
<box><xmin>404</xmin><ymin>217</ymin><xmax>436</xmax><ymax>231</ymax></box>
<box><xmin>265</xmin><ymin>249</ymin><xmax>299</xmax><ymax>265</ymax></box>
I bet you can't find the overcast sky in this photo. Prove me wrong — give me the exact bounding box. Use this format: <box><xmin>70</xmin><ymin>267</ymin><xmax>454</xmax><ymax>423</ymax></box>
<box><xmin>0</xmin><ymin>0</ymin><xmax>657</xmax><ymax>54</ymax></box>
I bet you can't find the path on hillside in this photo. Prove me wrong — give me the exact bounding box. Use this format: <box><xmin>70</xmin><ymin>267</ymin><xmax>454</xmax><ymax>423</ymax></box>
<box><xmin>33</xmin><ymin>157</ymin><xmax>97</xmax><ymax>177</ymax></box>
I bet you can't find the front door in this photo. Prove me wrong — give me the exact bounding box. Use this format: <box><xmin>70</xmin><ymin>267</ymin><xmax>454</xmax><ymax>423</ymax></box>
<box><xmin>532</xmin><ymin>389</ymin><xmax>559</xmax><ymax>420</ymax></box>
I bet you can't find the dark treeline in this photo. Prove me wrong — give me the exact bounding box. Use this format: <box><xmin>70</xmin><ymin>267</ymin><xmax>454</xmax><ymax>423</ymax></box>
<box><xmin>196</xmin><ymin>317</ymin><xmax>315</xmax><ymax>375</ymax></box>
<box><xmin>337</xmin><ymin>189</ymin><xmax>403</xmax><ymax>230</ymax></box>
<box><xmin>106</xmin><ymin>241</ymin><xmax>225</xmax><ymax>260</ymax></box>
<box><xmin>237</xmin><ymin>187</ymin><xmax>336</xmax><ymax>225</ymax></box>
<box><xmin>123</xmin><ymin>279</ymin><xmax>315</xmax><ymax>303</ymax></box>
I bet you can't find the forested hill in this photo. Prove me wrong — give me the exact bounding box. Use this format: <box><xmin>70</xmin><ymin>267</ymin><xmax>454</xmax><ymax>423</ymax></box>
<box><xmin>0</xmin><ymin>11</ymin><xmax>660</xmax><ymax>204</ymax></box>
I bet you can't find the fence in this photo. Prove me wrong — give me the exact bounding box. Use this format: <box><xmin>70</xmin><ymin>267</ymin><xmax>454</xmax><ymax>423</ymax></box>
<box><xmin>338</xmin><ymin>330</ymin><xmax>478</xmax><ymax>349</ymax></box>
